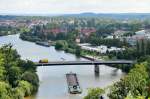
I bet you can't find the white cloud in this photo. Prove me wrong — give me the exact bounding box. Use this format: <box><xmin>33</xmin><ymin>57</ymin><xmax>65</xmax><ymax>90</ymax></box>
<box><xmin>0</xmin><ymin>0</ymin><xmax>150</xmax><ymax>14</ymax></box>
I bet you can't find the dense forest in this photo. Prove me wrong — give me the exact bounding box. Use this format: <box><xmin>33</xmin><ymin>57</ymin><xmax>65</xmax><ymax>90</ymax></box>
<box><xmin>0</xmin><ymin>44</ymin><xmax>39</xmax><ymax>99</ymax></box>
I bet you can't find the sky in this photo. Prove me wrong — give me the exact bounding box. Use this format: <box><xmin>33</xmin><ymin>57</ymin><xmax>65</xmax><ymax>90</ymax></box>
<box><xmin>0</xmin><ymin>0</ymin><xmax>150</xmax><ymax>15</ymax></box>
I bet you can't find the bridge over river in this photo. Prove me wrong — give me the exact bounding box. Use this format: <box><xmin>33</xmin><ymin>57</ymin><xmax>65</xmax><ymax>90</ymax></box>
<box><xmin>34</xmin><ymin>60</ymin><xmax>134</xmax><ymax>74</ymax></box>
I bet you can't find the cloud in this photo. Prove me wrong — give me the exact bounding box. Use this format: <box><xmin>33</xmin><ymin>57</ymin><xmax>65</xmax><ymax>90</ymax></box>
<box><xmin>0</xmin><ymin>0</ymin><xmax>150</xmax><ymax>14</ymax></box>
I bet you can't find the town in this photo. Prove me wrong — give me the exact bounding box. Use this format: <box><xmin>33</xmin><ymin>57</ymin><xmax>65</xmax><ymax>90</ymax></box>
<box><xmin>1</xmin><ymin>0</ymin><xmax>150</xmax><ymax>98</ymax></box>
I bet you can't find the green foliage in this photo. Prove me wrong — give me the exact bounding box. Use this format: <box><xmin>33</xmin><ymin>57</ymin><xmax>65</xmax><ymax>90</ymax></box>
<box><xmin>0</xmin><ymin>25</ymin><xmax>18</xmax><ymax>36</ymax></box>
<box><xmin>8</xmin><ymin>66</ymin><xmax>22</xmax><ymax>87</ymax></box>
<box><xmin>55</xmin><ymin>40</ymin><xmax>82</xmax><ymax>57</ymax></box>
<box><xmin>20</xmin><ymin>24</ymin><xmax>78</xmax><ymax>42</ymax></box>
<box><xmin>11</xmin><ymin>88</ymin><xmax>24</xmax><ymax>99</ymax></box>
<box><xmin>110</xmin><ymin>47</ymin><xmax>137</xmax><ymax>60</ymax></box>
<box><xmin>0</xmin><ymin>82</ymin><xmax>12</xmax><ymax>99</ymax></box>
<box><xmin>137</xmin><ymin>55</ymin><xmax>150</xmax><ymax>63</ymax></box>
<box><xmin>96</xmin><ymin>24</ymin><xmax>114</xmax><ymax>36</ymax></box>
<box><xmin>111</xmin><ymin>39</ymin><xmax>150</xmax><ymax>60</ymax></box>
<box><xmin>75</xmin><ymin>46</ymin><xmax>81</xmax><ymax>56</ymax></box>
<box><xmin>125</xmin><ymin>92</ymin><xmax>145</xmax><ymax>99</ymax></box>
<box><xmin>18</xmin><ymin>60</ymin><xmax>36</xmax><ymax>72</ymax></box>
<box><xmin>54</xmin><ymin>40</ymin><xmax>82</xmax><ymax>56</ymax></box>
<box><xmin>20</xmin><ymin>32</ymin><xmax>41</xmax><ymax>42</ymax></box>
<box><xmin>0</xmin><ymin>45</ymin><xmax>39</xmax><ymax>98</ymax></box>
<box><xmin>17</xmin><ymin>80</ymin><xmax>33</xmax><ymax>96</ymax></box>
<box><xmin>84</xmin><ymin>88</ymin><xmax>105</xmax><ymax>99</ymax></box>
<box><xmin>108</xmin><ymin>62</ymin><xmax>149</xmax><ymax>99</ymax></box>
<box><xmin>55</xmin><ymin>40</ymin><xmax>68</xmax><ymax>50</ymax></box>
<box><xmin>89</xmin><ymin>35</ymin><xmax>128</xmax><ymax>47</ymax></box>
<box><xmin>21</xmin><ymin>71</ymin><xmax>39</xmax><ymax>92</ymax></box>
<box><xmin>0</xmin><ymin>53</ymin><xmax>6</xmax><ymax>80</ymax></box>
<box><xmin>136</xmin><ymin>39</ymin><xmax>150</xmax><ymax>57</ymax></box>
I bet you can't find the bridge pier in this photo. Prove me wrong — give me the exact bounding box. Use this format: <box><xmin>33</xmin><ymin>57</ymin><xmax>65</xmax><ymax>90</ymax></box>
<box><xmin>94</xmin><ymin>64</ymin><xmax>99</xmax><ymax>75</ymax></box>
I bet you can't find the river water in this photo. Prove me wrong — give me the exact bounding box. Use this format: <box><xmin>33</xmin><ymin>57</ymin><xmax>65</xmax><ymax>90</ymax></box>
<box><xmin>0</xmin><ymin>34</ymin><xmax>124</xmax><ymax>99</ymax></box>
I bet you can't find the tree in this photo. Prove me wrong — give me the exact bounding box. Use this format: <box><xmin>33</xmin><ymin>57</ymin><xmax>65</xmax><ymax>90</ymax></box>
<box><xmin>0</xmin><ymin>53</ymin><xmax>6</xmax><ymax>80</ymax></box>
<box><xmin>75</xmin><ymin>46</ymin><xmax>81</xmax><ymax>56</ymax></box>
<box><xmin>125</xmin><ymin>92</ymin><xmax>145</xmax><ymax>99</ymax></box>
<box><xmin>55</xmin><ymin>40</ymin><xmax>68</xmax><ymax>50</ymax></box>
<box><xmin>0</xmin><ymin>82</ymin><xmax>12</xmax><ymax>99</ymax></box>
<box><xmin>8</xmin><ymin>66</ymin><xmax>22</xmax><ymax>87</ymax></box>
<box><xmin>84</xmin><ymin>88</ymin><xmax>105</xmax><ymax>99</ymax></box>
<box><xmin>0</xmin><ymin>45</ymin><xmax>39</xmax><ymax>98</ymax></box>
<box><xmin>17</xmin><ymin>80</ymin><xmax>33</xmax><ymax>96</ymax></box>
<box><xmin>108</xmin><ymin>62</ymin><xmax>149</xmax><ymax>99</ymax></box>
<box><xmin>55</xmin><ymin>41</ymin><xmax>64</xmax><ymax>50</ymax></box>
<box><xmin>18</xmin><ymin>60</ymin><xmax>36</xmax><ymax>72</ymax></box>
<box><xmin>21</xmin><ymin>71</ymin><xmax>39</xmax><ymax>92</ymax></box>
<box><xmin>11</xmin><ymin>88</ymin><xmax>24</xmax><ymax>99</ymax></box>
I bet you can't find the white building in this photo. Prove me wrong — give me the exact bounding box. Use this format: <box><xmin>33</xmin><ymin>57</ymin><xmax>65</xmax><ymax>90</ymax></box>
<box><xmin>97</xmin><ymin>45</ymin><xmax>108</xmax><ymax>54</ymax></box>
<box><xmin>106</xmin><ymin>35</ymin><xmax>114</xmax><ymax>39</ymax></box>
<box><xmin>78</xmin><ymin>43</ymin><xmax>124</xmax><ymax>54</ymax></box>
<box><xmin>108</xmin><ymin>47</ymin><xmax>125</xmax><ymax>52</ymax></box>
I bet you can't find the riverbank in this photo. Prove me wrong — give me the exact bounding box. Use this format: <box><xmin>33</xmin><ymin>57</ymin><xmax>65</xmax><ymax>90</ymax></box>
<box><xmin>54</xmin><ymin>41</ymin><xmax>133</xmax><ymax>72</ymax></box>
<box><xmin>19</xmin><ymin>35</ymin><xmax>131</xmax><ymax>72</ymax></box>
<box><xmin>0</xmin><ymin>34</ymin><xmax>125</xmax><ymax>99</ymax></box>
<box><xmin>19</xmin><ymin>32</ymin><xmax>108</xmax><ymax>60</ymax></box>
<box><xmin>0</xmin><ymin>33</ymin><xmax>17</xmax><ymax>37</ymax></box>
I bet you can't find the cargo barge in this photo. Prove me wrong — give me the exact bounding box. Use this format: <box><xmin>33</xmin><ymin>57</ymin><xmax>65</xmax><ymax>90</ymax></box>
<box><xmin>36</xmin><ymin>41</ymin><xmax>50</xmax><ymax>47</ymax></box>
<box><xmin>66</xmin><ymin>73</ymin><xmax>82</xmax><ymax>94</ymax></box>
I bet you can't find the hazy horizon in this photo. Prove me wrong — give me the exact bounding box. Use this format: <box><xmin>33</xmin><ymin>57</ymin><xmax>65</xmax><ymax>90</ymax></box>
<box><xmin>1</xmin><ymin>12</ymin><xmax>150</xmax><ymax>15</ymax></box>
<box><xmin>0</xmin><ymin>0</ymin><xmax>150</xmax><ymax>15</ymax></box>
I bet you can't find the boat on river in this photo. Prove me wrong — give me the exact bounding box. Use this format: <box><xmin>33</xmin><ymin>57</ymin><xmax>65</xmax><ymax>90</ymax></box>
<box><xmin>39</xmin><ymin>59</ymin><xmax>49</xmax><ymax>63</ymax></box>
<box><xmin>36</xmin><ymin>41</ymin><xmax>50</xmax><ymax>47</ymax></box>
<box><xmin>66</xmin><ymin>72</ymin><xmax>82</xmax><ymax>94</ymax></box>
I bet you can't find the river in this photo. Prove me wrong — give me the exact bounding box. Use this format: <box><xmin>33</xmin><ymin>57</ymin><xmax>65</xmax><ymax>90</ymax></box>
<box><xmin>0</xmin><ymin>34</ymin><xmax>125</xmax><ymax>99</ymax></box>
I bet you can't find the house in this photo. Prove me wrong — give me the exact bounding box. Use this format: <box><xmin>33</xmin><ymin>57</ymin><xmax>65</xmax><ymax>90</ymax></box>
<box><xmin>79</xmin><ymin>28</ymin><xmax>96</xmax><ymax>37</ymax></box>
<box><xmin>126</xmin><ymin>29</ymin><xmax>150</xmax><ymax>45</ymax></box>
<box><xmin>44</xmin><ymin>28</ymin><xmax>68</xmax><ymax>35</ymax></box>
<box><xmin>75</xmin><ymin>37</ymin><xmax>80</xmax><ymax>43</ymax></box>
<box><xmin>113</xmin><ymin>30</ymin><xmax>128</xmax><ymax>38</ymax></box>
<box><xmin>108</xmin><ymin>47</ymin><xmax>125</xmax><ymax>52</ymax></box>
<box><xmin>97</xmin><ymin>45</ymin><xmax>108</xmax><ymax>54</ymax></box>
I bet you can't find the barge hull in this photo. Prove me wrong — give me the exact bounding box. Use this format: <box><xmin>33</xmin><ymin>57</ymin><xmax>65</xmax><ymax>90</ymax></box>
<box><xmin>66</xmin><ymin>73</ymin><xmax>82</xmax><ymax>94</ymax></box>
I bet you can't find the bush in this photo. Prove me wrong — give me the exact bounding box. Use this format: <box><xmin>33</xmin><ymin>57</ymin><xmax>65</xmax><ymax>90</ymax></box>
<box><xmin>8</xmin><ymin>66</ymin><xmax>22</xmax><ymax>87</ymax></box>
<box><xmin>0</xmin><ymin>53</ymin><xmax>5</xmax><ymax>80</ymax></box>
<box><xmin>21</xmin><ymin>71</ymin><xmax>39</xmax><ymax>92</ymax></box>
<box><xmin>108</xmin><ymin>62</ymin><xmax>149</xmax><ymax>99</ymax></box>
<box><xmin>12</xmin><ymin>87</ymin><xmax>24</xmax><ymax>99</ymax></box>
<box><xmin>84</xmin><ymin>88</ymin><xmax>105</xmax><ymax>99</ymax></box>
<box><xmin>55</xmin><ymin>40</ymin><xmax>68</xmax><ymax>50</ymax></box>
<box><xmin>17</xmin><ymin>80</ymin><xmax>33</xmax><ymax>96</ymax></box>
<box><xmin>0</xmin><ymin>82</ymin><xmax>12</xmax><ymax>99</ymax></box>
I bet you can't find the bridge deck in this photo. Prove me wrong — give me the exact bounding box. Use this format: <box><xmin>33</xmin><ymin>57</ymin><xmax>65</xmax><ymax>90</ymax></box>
<box><xmin>34</xmin><ymin>60</ymin><xmax>134</xmax><ymax>66</ymax></box>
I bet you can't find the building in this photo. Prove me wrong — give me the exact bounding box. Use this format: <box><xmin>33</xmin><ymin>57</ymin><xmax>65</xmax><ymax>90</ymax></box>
<box><xmin>126</xmin><ymin>29</ymin><xmax>150</xmax><ymax>45</ymax></box>
<box><xmin>113</xmin><ymin>30</ymin><xmax>128</xmax><ymax>38</ymax></box>
<box><xmin>79</xmin><ymin>28</ymin><xmax>96</xmax><ymax>37</ymax></box>
<box><xmin>78</xmin><ymin>43</ymin><xmax>124</xmax><ymax>54</ymax></box>
<box><xmin>44</xmin><ymin>28</ymin><xmax>68</xmax><ymax>35</ymax></box>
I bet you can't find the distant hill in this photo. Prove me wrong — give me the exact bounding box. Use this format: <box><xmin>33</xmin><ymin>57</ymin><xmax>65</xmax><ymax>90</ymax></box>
<box><xmin>62</xmin><ymin>13</ymin><xmax>150</xmax><ymax>19</ymax></box>
<box><xmin>1</xmin><ymin>13</ymin><xmax>150</xmax><ymax>20</ymax></box>
<box><xmin>0</xmin><ymin>15</ymin><xmax>19</xmax><ymax>20</ymax></box>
